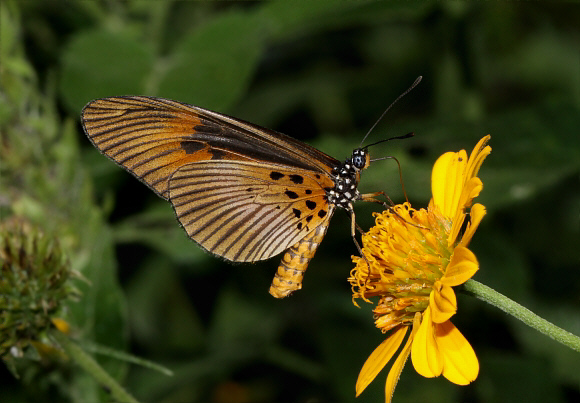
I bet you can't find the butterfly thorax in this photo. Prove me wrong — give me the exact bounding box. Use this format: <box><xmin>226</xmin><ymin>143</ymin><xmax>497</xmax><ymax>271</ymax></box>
<box><xmin>327</xmin><ymin>148</ymin><xmax>369</xmax><ymax>209</ymax></box>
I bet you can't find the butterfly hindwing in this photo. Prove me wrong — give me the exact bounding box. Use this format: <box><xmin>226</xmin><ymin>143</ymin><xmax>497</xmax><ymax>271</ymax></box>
<box><xmin>169</xmin><ymin>160</ymin><xmax>335</xmax><ymax>262</ymax></box>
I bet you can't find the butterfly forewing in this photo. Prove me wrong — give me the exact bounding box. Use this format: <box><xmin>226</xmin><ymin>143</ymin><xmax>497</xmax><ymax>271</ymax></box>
<box><xmin>82</xmin><ymin>96</ymin><xmax>341</xmax><ymax>198</ymax></box>
<box><xmin>82</xmin><ymin>97</ymin><xmax>211</xmax><ymax>198</ymax></box>
<box><xmin>169</xmin><ymin>160</ymin><xmax>335</xmax><ymax>262</ymax></box>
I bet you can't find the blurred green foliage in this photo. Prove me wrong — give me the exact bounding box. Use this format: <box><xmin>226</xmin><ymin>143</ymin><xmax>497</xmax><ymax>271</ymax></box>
<box><xmin>1</xmin><ymin>1</ymin><xmax>579</xmax><ymax>402</ymax></box>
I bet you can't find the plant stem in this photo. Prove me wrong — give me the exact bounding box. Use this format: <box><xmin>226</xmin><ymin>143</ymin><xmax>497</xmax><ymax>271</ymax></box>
<box><xmin>462</xmin><ymin>279</ymin><xmax>580</xmax><ymax>352</ymax></box>
<box><xmin>51</xmin><ymin>329</ymin><xmax>139</xmax><ymax>403</ymax></box>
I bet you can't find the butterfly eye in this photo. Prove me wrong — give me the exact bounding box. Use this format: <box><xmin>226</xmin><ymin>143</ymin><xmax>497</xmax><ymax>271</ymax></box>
<box><xmin>352</xmin><ymin>150</ymin><xmax>367</xmax><ymax>169</ymax></box>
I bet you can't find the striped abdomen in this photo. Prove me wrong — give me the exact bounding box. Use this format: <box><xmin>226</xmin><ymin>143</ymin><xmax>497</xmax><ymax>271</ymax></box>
<box><xmin>269</xmin><ymin>213</ymin><xmax>333</xmax><ymax>298</ymax></box>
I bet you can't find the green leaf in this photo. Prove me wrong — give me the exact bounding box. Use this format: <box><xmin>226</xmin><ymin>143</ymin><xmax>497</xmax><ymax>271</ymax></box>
<box><xmin>260</xmin><ymin>0</ymin><xmax>376</xmax><ymax>38</ymax></box>
<box><xmin>82</xmin><ymin>341</ymin><xmax>173</xmax><ymax>376</ymax></box>
<box><xmin>207</xmin><ymin>287</ymin><xmax>279</xmax><ymax>351</ymax></box>
<box><xmin>158</xmin><ymin>12</ymin><xmax>265</xmax><ymax>111</ymax></box>
<box><xmin>125</xmin><ymin>258</ymin><xmax>205</xmax><ymax>353</ymax></box>
<box><xmin>60</xmin><ymin>30</ymin><xmax>154</xmax><ymax>114</ymax></box>
<box><xmin>113</xmin><ymin>203</ymin><xmax>210</xmax><ymax>267</ymax></box>
<box><xmin>68</xmin><ymin>215</ymin><xmax>129</xmax><ymax>383</ymax></box>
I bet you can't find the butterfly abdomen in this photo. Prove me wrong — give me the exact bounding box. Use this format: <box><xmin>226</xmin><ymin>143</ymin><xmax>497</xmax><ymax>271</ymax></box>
<box><xmin>269</xmin><ymin>213</ymin><xmax>333</xmax><ymax>298</ymax></box>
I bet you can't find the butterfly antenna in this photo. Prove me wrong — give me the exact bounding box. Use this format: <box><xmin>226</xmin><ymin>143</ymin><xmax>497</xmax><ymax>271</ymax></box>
<box><xmin>359</xmin><ymin>76</ymin><xmax>422</xmax><ymax>148</ymax></box>
<box><xmin>368</xmin><ymin>155</ymin><xmax>410</xmax><ymax>202</ymax></box>
<box><xmin>365</xmin><ymin>131</ymin><xmax>414</xmax><ymax>149</ymax></box>
<box><xmin>390</xmin><ymin>156</ymin><xmax>409</xmax><ymax>203</ymax></box>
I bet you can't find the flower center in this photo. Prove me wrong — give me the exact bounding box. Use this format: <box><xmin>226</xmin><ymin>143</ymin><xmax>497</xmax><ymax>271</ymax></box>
<box><xmin>349</xmin><ymin>203</ymin><xmax>454</xmax><ymax>332</ymax></box>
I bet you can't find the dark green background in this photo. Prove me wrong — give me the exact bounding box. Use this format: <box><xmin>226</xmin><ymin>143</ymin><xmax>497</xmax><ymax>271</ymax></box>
<box><xmin>1</xmin><ymin>1</ymin><xmax>579</xmax><ymax>402</ymax></box>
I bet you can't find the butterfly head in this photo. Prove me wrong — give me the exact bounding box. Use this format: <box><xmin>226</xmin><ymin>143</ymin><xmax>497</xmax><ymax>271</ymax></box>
<box><xmin>351</xmin><ymin>148</ymin><xmax>371</xmax><ymax>171</ymax></box>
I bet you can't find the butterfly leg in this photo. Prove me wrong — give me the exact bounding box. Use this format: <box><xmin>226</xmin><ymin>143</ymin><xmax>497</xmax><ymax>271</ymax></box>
<box><xmin>345</xmin><ymin>206</ymin><xmax>374</xmax><ymax>273</ymax></box>
<box><xmin>349</xmin><ymin>208</ymin><xmax>364</xmax><ymax>255</ymax></box>
<box><xmin>360</xmin><ymin>191</ymin><xmax>395</xmax><ymax>207</ymax></box>
<box><xmin>360</xmin><ymin>192</ymin><xmax>426</xmax><ymax>230</ymax></box>
<box><xmin>355</xmin><ymin>222</ymin><xmax>366</xmax><ymax>236</ymax></box>
<box><xmin>346</xmin><ymin>206</ymin><xmax>382</xmax><ymax>290</ymax></box>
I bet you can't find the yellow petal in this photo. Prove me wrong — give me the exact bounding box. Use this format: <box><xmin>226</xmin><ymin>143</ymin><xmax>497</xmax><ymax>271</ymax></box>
<box><xmin>431</xmin><ymin>150</ymin><xmax>468</xmax><ymax>219</ymax></box>
<box><xmin>432</xmin><ymin>136</ymin><xmax>491</xmax><ymax>224</ymax></box>
<box><xmin>448</xmin><ymin>177</ymin><xmax>482</xmax><ymax>245</ymax></box>
<box><xmin>435</xmin><ymin>320</ymin><xmax>479</xmax><ymax>385</ymax></box>
<box><xmin>356</xmin><ymin>326</ymin><xmax>408</xmax><ymax>397</ymax></box>
<box><xmin>385</xmin><ymin>313</ymin><xmax>421</xmax><ymax>403</ymax></box>
<box><xmin>431</xmin><ymin>152</ymin><xmax>454</xmax><ymax>211</ymax></box>
<box><xmin>430</xmin><ymin>283</ymin><xmax>457</xmax><ymax>323</ymax></box>
<box><xmin>411</xmin><ymin>308</ymin><xmax>443</xmax><ymax>378</ymax></box>
<box><xmin>440</xmin><ymin>246</ymin><xmax>478</xmax><ymax>287</ymax></box>
<box><xmin>465</xmin><ymin>135</ymin><xmax>492</xmax><ymax>182</ymax></box>
<box><xmin>459</xmin><ymin>203</ymin><xmax>486</xmax><ymax>247</ymax></box>
<box><xmin>51</xmin><ymin>318</ymin><xmax>70</xmax><ymax>334</ymax></box>
<box><xmin>448</xmin><ymin>211</ymin><xmax>466</xmax><ymax>246</ymax></box>
<box><xmin>459</xmin><ymin>177</ymin><xmax>483</xmax><ymax>209</ymax></box>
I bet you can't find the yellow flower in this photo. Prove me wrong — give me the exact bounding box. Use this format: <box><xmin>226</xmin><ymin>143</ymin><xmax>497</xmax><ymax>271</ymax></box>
<box><xmin>350</xmin><ymin>136</ymin><xmax>491</xmax><ymax>402</ymax></box>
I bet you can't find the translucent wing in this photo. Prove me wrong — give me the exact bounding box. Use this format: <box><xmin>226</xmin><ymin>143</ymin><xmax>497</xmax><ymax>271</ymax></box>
<box><xmin>169</xmin><ymin>160</ymin><xmax>335</xmax><ymax>262</ymax></box>
<box><xmin>81</xmin><ymin>96</ymin><xmax>341</xmax><ymax>199</ymax></box>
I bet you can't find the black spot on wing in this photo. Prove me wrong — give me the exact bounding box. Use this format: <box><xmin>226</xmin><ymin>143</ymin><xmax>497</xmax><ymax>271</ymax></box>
<box><xmin>211</xmin><ymin>149</ymin><xmax>227</xmax><ymax>160</ymax></box>
<box><xmin>289</xmin><ymin>174</ymin><xmax>304</xmax><ymax>184</ymax></box>
<box><xmin>305</xmin><ymin>189</ymin><xmax>312</xmax><ymax>195</ymax></box>
<box><xmin>293</xmin><ymin>208</ymin><xmax>301</xmax><ymax>218</ymax></box>
<box><xmin>318</xmin><ymin>210</ymin><xmax>327</xmax><ymax>218</ymax></box>
<box><xmin>270</xmin><ymin>172</ymin><xmax>284</xmax><ymax>180</ymax></box>
<box><xmin>180</xmin><ymin>141</ymin><xmax>205</xmax><ymax>154</ymax></box>
<box><xmin>305</xmin><ymin>200</ymin><xmax>316</xmax><ymax>210</ymax></box>
<box><xmin>285</xmin><ymin>190</ymin><xmax>299</xmax><ymax>199</ymax></box>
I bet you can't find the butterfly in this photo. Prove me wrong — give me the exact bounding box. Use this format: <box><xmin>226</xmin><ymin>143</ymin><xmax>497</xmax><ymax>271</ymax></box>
<box><xmin>81</xmin><ymin>81</ymin><xmax>419</xmax><ymax>298</ymax></box>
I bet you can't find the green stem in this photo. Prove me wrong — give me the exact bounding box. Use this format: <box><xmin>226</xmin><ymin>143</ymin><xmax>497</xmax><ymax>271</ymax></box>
<box><xmin>50</xmin><ymin>329</ymin><xmax>140</xmax><ymax>403</ymax></box>
<box><xmin>463</xmin><ymin>279</ymin><xmax>580</xmax><ymax>353</ymax></box>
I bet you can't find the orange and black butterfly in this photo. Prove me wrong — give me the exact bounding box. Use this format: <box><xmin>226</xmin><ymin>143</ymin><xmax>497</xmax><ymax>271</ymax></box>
<box><xmin>81</xmin><ymin>81</ymin><xmax>418</xmax><ymax>298</ymax></box>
